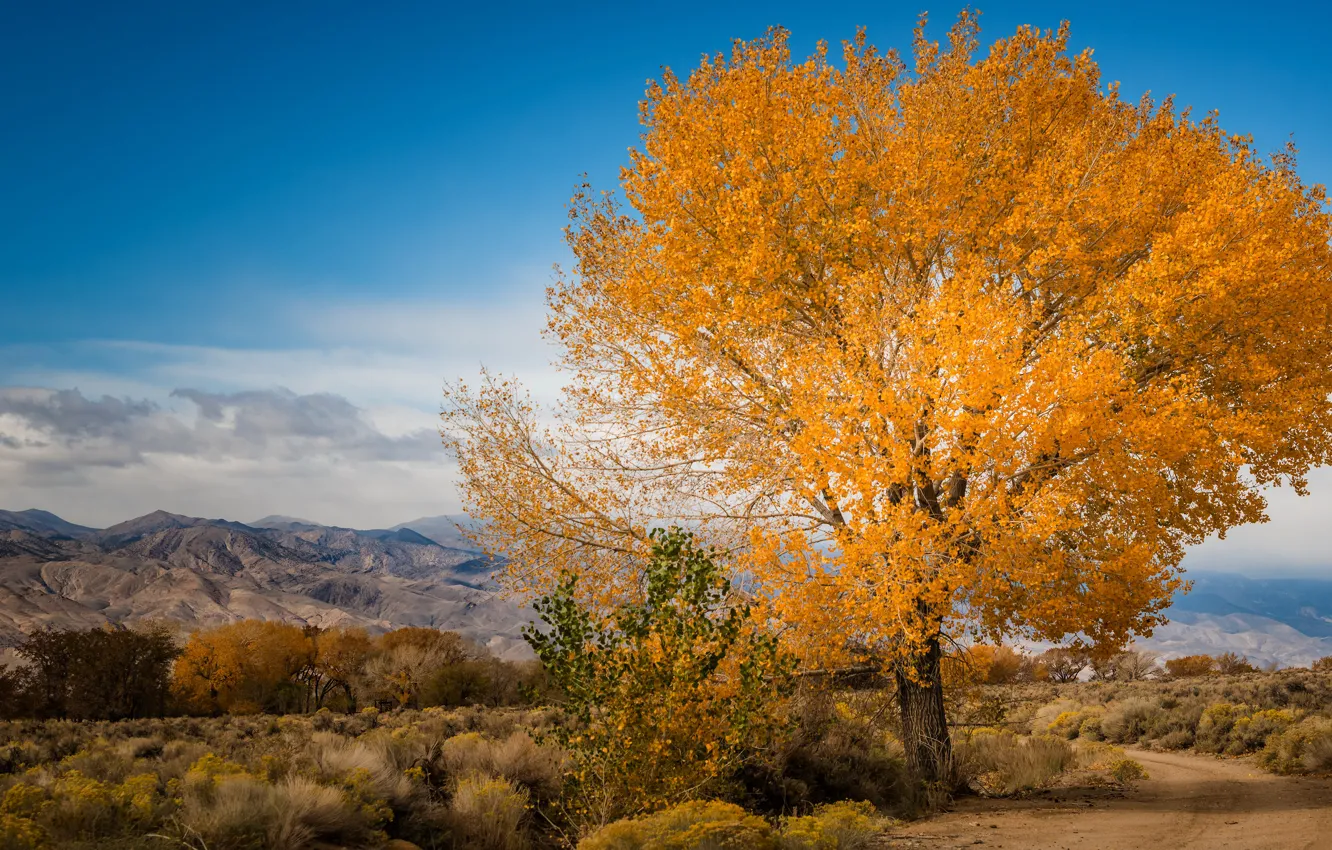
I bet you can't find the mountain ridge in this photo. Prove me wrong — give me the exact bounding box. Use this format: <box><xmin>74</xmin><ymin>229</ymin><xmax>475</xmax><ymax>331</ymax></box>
<box><xmin>0</xmin><ymin>508</ymin><xmax>529</xmax><ymax>658</ymax></box>
<box><xmin>2</xmin><ymin>508</ymin><xmax>1330</xmax><ymax>666</ymax></box>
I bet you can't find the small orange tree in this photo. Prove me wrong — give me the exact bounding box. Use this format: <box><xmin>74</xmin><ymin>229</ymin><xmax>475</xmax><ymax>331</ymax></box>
<box><xmin>172</xmin><ymin>621</ymin><xmax>313</xmax><ymax>714</ymax></box>
<box><xmin>1165</xmin><ymin>654</ymin><xmax>1218</xmax><ymax>678</ymax></box>
<box><xmin>444</xmin><ymin>14</ymin><xmax>1332</xmax><ymax>782</ymax></box>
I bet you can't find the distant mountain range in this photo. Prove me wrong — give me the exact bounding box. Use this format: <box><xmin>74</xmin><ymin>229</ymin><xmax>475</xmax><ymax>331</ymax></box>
<box><xmin>0</xmin><ymin>508</ymin><xmax>531</xmax><ymax>658</ymax></box>
<box><xmin>1</xmin><ymin>508</ymin><xmax>1329</xmax><ymax>666</ymax></box>
<box><xmin>1140</xmin><ymin>572</ymin><xmax>1332</xmax><ymax>668</ymax></box>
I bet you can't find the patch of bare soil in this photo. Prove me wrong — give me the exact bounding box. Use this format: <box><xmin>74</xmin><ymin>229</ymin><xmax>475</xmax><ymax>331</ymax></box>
<box><xmin>880</xmin><ymin>749</ymin><xmax>1332</xmax><ymax>850</ymax></box>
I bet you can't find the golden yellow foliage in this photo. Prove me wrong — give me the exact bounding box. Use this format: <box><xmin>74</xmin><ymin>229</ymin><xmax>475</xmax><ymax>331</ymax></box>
<box><xmin>443</xmin><ymin>14</ymin><xmax>1332</xmax><ymax>780</ymax></box>
<box><xmin>171</xmin><ymin>621</ymin><xmax>314</xmax><ymax>714</ymax></box>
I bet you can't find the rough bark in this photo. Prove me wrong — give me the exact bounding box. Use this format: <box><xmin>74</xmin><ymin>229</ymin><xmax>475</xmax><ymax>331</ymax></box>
<box><xmin>895</xmin><ymin>635</ymin><xmax>953</xmax><ymax>786</ymax></box>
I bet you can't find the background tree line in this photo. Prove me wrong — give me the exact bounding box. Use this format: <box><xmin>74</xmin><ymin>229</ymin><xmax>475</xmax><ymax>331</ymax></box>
<box><xmin>0</xmin><ymin>621</ymin><xmax>543</xmax><ymax>720</ymax></box>
<box><xmin>954</xmin><ymin>645</ymin><xmax>1302</xmax><ymax>685</ymax></box>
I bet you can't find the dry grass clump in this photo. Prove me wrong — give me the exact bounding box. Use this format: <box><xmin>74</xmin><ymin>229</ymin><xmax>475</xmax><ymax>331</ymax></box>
<box><xmin>956</xmin><ymin>729</ymin><xmax>1073</xmax><ymax>795</ymax></box>
<box><xmin>269</xmin><ymin>777</ymin><xmax>366</xmax><ymax>849</ymax></box>
<box><xmin>444</xmin><ymin>774</ymin><xmax>530</xmax><ymax>850</ymax></box>
<box><xmin>179</xmin><ymin>773</ymin><xmax>280</xmax><ymax>849</ymax></box>
<box><xmin>436</xmin><ymin>730</ymin><xmax>562</xmax><ymax>797</ymax></box>
<box><xmin>1099</xmin><ymin>698</ymin><xmax>1159</xmax><ymax>744</ymax></box>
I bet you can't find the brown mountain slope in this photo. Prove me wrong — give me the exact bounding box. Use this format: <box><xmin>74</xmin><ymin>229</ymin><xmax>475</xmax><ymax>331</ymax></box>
<box><xmin>0</xmin><ymin>511</ymin><xmax>532</xmax><ymax>658</ymax></box>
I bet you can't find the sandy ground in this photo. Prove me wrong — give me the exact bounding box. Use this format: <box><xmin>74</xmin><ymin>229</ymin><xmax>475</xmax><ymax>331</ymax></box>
<box><xmin>880</xmin><ymin>749</ymin><xmax>1332</xmax><ymax>850</ymax></box>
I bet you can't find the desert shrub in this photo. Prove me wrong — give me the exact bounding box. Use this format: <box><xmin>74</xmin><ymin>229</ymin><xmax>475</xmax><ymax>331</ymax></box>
<box><xmin>445</xmin><ymin>774</ymin><xmax>530</xmax><ymax>850</ymax></box>
<box><xmin>1228</xmin><ymin>709</ymin><xmax>1296</xmax><ymax>754</ymax></box>
<box><xmin>1077</xmin><ymin>713</ymin><xmax>1105</xmax><ymax>741</ymax></box>
<box><xmin>775</xmin><ymin>800</ymin><xmax>887</xmax><ymax>849</ymax></box>
<box><xmin>1099</xmin><ymin>699</ymin><xmax>1159</xmax><ymax>744</ymax></box>
<box><xmin>436</xmin><ymin>732</ymin><xmax>562</xmax><ymax>800</ymax></box>
<box><xmin>577</xmin><ymin>800</ymin><xmax>773</xmax><ymax>850</ymax></box>
<box><xmin>1154</xmin><ymin>729</ymin><xmax>1194</xmax><ymax>750</ymax></box>
<box><xmin>1044</xmin><ymin>710</ymin><xmax>1081</xmax><ymax>739</ymax></box>
<box><xmin>1108</xmin><ymin>758</ymin><xmax>1147</xmax><ymax>784</ymax></box>
<box><xmin>1041</xmin><ymin>705</ymin><xmax>1104</xmax><ymax>741</ymax></box>
<box><xmin>268</xmin><ymin>777</ymin><xmax>365</xmax><ymax>849</ymax></box>
<box><xmin>737</xmin><ymin>690</ymin><xmax>905</xmax><ymax>814</ymax></box>
<box><xmin>527</xmin><ymin>529</ymin><xmax>794</xmax><ymax>831</ymax></box>
<box><xmin>1258</xmin><ymin>717</ymin><xmax>1332</xmax><ymax>774</ymax></box>
<box><xmin>179</xmin><ymin>774</ymin><xmax>279</xmax><ymax>849</ymax></box>
<box><xmin>1030</xmin><ymin>700</ymin><xmax>1079</xmax><ymax>735</ymax></box>
<box><xmin>1</xmin><ymin>769</ymin><xmax>173</xmax><ymax>843</ymax></box>
<box><xmin>957</xmin><ymin>729</ymin><xmax>1072</xmax><ymax>795</ymax></box>
<box><xmin>1195</xmin><ymin>702</ymin><xmax>1245</xmax><ymax>752</ymax></box>
<box><xmin>1074</xmin><ymin>740</ymin><xmax>1126</xmax><ymax>770</ymax></box>
<box><xmin>0</xmin><ymin>813</ymin><xmax>46</xmax><ymax>850</ymax></box>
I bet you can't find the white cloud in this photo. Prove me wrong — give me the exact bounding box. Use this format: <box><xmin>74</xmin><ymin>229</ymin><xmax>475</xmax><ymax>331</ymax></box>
<box><xmin>0</xmin><ymin>294</ymin><xmax>1327</xmax><ymax>573</ymax></box>
<box><xmin>0</xmin><ymin>295</ymin><xmax>564</xmax><ymax>530</ymax></box>
<box><xmin>1182</xmin><ymin>466</ymin><xmax>1332</xmax><ymax>576</ymax></box>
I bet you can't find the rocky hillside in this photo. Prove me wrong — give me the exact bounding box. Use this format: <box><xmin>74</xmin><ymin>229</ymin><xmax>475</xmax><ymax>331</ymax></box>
<box><xmin>3</xmin><ymin>508</ymin><xmax>1329</xmax><ymax>667</ymax></box>
<box><xmin>0</xmin><ymin>509</ymin><xmax>531</xmax><ymax>658</ymax></box>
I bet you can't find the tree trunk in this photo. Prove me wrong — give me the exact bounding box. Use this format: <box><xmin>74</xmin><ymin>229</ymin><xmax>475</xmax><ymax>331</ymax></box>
<box><xmin>895</xmin><ymin>635</ymin><xmax>952</xmax><ymax>786</ymax></box>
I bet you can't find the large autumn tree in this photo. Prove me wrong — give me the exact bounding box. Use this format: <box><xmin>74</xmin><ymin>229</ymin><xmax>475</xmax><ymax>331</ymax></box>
<box><xmin>443</xmin><ymin>14</ymin><xmax>1332</xmax><ymax>782</ymax></box>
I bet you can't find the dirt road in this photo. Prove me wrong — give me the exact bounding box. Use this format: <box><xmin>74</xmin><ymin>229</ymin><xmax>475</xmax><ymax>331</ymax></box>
<box><xmin>882</xmin><ymin>749</ymin><xmax>1332</xmax><ymax>850</ymax></box>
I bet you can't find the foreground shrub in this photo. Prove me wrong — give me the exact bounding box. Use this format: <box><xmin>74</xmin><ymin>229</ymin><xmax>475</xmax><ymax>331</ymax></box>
<box><xmin>1108</xmin><ymin>758</ymin><xmax>1148</xmax><ymax>784</ymax></box>
<box><xmin>578</xmin><ymin>800</ymin><xmax>773</xmax><ymax>850</ymax></box>
<box><xmin>739</xmin><ymin>691</ymin><xmax>905</xmax><ymax>814</ymax></box>
<box><xmin>1099</xmin><ymin>699</ymin><xmax>1159</xmax><ymax>744</ymax></box>
<box><xmin>775</xmin><ymin>800</ymin><xmax>887</xmax><ymax>849</ymax></box>
<box><xmin>1259</xmin><ymin>717</ymin><xmax>1332</xmax><ymax>774</ymax></box>
<box><xmin>445</xmin><ymin>774</ymin><xmax>530</xmax><ymax>850</ymax></box>
<box><xmin>179</xmin><ymin>774</ymin><xmax>280</xmax><ymax>849</ymax></box>
<box><xmin>0</xmin><ymin>813</ymin><xmax>46</xmax><ymax>850</ymax></box>
<box><xmin>957</xmin><ymin>729</ymin><xmax>1073</xmax><ymax>795</ymax></box>
<box><xmin>527</xmin><ymin>529</ymin><xmax>794</xmax><ymax>831</ymax></box>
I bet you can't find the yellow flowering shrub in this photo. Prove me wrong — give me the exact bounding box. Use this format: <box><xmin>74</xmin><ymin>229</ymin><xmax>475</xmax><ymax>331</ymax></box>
<box><xmin>776</xmin><ymin>801</ymin><xmax>887</xmax><ymax>850</ymax></box>
<box><xmin>0</xmin><ymin>813</ymin><xmax>46</xmax><ymax>850</ymax></box>
<box><xmin>578</xmin><ymin>801</ymin><xmax>774</xmax><ymax>850</ymax></box>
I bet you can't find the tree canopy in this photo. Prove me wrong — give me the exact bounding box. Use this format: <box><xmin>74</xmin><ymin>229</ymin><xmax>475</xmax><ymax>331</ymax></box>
<box><xmin>443</xmin><ymin>14</ymin><xmax>1332</xmax><ymax>780</ymax></box>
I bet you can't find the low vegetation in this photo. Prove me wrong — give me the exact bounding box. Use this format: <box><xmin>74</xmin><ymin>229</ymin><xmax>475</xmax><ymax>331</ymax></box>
<box><xmin>0</xmin><ymin>622</ymin><xmax>543</xmax><ymax>722</ymax></box>
<box><xmin>0</xmin><ymin>531</ymin><xmax>1203</xmax><ymax>849</ymax></box>
<box><xmin>973</xmin><ymin>659</ymin><xmax>1332</xmax><ymax>779</ymax></box>
<box><xmin>1</xmin><ymin>538</ymin><xmax>1327</xmax><ymax>849</ymax></box>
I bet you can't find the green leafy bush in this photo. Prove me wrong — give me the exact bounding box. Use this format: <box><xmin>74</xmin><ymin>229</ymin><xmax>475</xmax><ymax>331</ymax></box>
<box><xmin>526</xmin><ymin>528</ymin><xmax>795</xmax><ymax>831</ymax></box>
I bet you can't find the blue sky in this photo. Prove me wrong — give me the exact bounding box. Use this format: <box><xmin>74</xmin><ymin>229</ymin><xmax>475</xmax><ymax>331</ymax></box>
<box><xmin>1</xmin><ymin>0</ymin><xmax>1330</xmax><ymax>563</ymax></box>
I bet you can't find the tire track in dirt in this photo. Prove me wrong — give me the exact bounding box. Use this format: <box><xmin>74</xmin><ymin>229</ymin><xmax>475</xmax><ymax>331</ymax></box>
<box><xmin>880</xmin><ymin>749</ymin><xmax>1332</xmax><ymax>850</ymax></box>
